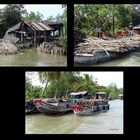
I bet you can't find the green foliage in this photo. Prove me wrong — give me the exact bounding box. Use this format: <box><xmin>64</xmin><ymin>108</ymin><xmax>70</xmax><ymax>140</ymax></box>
<box><xmin>47</xmin><ymin>15</ymin><xmax>54</xmax><ymax>21</ymax></box>
<box><xmin>25</xmin><ymin>72</ymin><xmax>123</xmax><ymax>100</ymax></box>
<box><xmin>61</xmin><ymin>6</ymin><xmax>67</xmax><ymax>37</ymax></box>
<box><xmin>38</xmin><ymin>72</ymin><xmax>61</xmax><ymax>97</ymax></box>
<box><xmin>58</xmin><ymin>36</ymin><xmax>67</xmax><ymax>48</ymax></box>
<box><xmin>23</xmin><ymin>11</ymin><xmax>43</xmax><ymax>21</ymax></box>
<box><xmin>74</xmin><ymin>4</ymin><xmax>134</xmax><ymax>35</ymax></box>
<box><xmin>0</xmin><ymin>4</ymin><xmax>27</xmax><ymax>38</ymax></box>
<box><xmin>105</xmin><ymin>82</ymin><xmax>123</xmax><ymax>99</ymax></box>
<box><xmin>25</xmin><ymin>76</ymin><xmax>42</xmax><ymax>100</ymax></box>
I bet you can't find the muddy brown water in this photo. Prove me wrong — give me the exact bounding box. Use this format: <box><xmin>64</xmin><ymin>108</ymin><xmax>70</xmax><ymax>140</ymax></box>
<box><xmin>0</xmin><ymin>48</ymin><xmax>67</xmax><ymax>66</ymax></box>
<box><xmin>25</xmin><ymin>99</ymin><xmax>123</xmax><ymax>134</ymax></box>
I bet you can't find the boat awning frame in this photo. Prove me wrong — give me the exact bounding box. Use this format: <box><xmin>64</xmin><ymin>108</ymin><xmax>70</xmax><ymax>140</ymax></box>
<box><xmin>69</xmin><ymin>91</ymin><xmax>88</xmax><ymax>96</ymax></box>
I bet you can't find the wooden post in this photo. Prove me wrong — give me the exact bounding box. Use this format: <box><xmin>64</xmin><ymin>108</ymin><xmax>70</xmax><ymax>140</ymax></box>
<box><xmin>45</xmin><ymin>31</ymin><xmax>46</xmax><ymax>42</ymax></box>
<box><xmin>34</xmin><ymin>30</ymin><xmax>36</xmax><ymax>47</ymax></box>
<box><xmin>62</xmin><ymin>27</ymin><xmax>64</xmax><ymax>36</ymax></box>
<box><xmin>59</xmin><ymin>29</ymin><xmax>61</xmax><ymax>36</ymax></box>
<box><xmin>21</xmin><ymin>21</ymin><xmax>24</xmax><ymax>44</ymax></box>
<box><xmin>53</xmin><ymin>31</ymin><xmax>54</xmax><ymax>37</ymax></box>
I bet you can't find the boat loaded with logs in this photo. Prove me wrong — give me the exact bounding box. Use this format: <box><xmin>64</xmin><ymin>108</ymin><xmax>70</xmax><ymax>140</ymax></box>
<box><xmin>74</xmin><ymin>28</ymin><xmax>140</xmax><ymax>64</ymax></box>
<box><xmin>70</xmin><ymin>92</ymin><xmax>110</xmax><ymax>116</ymax></box>
<box><xmin>33</xmin><ymin>91</ymin><xmax>93</xmax><ymax>115</ymax></box>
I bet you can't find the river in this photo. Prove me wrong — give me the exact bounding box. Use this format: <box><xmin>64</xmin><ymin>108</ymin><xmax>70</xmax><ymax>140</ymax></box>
<box><xmin>0</xmin><ymin>49</ymin><xmax>67</xmax><ymax>66</ymax></box>
<box><xmin>25</xmin><ymin>99</ymin><xmax>123</xmax><ymax>134</ymax></box>
<box><xmin>75</xmin><ymin>52</ymin><xmax>140</xmax><ymax>66</ymax></box>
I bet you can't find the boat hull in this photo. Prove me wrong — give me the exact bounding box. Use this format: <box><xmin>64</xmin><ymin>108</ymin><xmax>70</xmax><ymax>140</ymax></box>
<box><xmin>37</xmin><ymin>105</ymin><xmax>72</xmax><ymax>114</ymax></box>
<box><xmin>74</xmin><ymin>52</ymin><xmax>118</xmax><ymax>64</ymax></box>
<box><xmin>76</xmin><ymin>108</ymin><xmax>109</xmax><ymax>116</ymax></box>
<box><xmin>34</xmin><ymin>100</ymin><xmax>75</xmax><ymax>115</ymax></box>
<box><xmin>73</xmin><ymin>104</ymin><xmax>110</xmax><ymax>116</ymax></box>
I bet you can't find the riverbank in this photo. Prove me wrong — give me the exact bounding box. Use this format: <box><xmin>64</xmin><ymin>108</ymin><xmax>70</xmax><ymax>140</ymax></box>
<box><xmin>25</xmin><ymin>100</ymin><xmax>40</xmax><ymax>115</ymax></box>
<box><xmin>74</xmin><ymin>34</ymin><xmax>140</xmax><ymax>65</ymax></box>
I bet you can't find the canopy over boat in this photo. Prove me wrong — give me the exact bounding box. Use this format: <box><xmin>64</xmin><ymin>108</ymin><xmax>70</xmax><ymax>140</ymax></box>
<box><xmin>70</xmin><ymin>91</ymin><xmax>88</xmax><ymax>96</ymax></box>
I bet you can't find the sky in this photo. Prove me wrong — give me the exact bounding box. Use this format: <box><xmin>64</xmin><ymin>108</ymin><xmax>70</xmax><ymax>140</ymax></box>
<box><xmin>0</xmin><ymin>4</ymin><xmax>64</xmax><ymax>20</ymax></box>
<box><xmin>81</xmin><ymin>72</ymin><xmax>123</xmax><ymax>88</ymax></box>
<box><xmin>26</xmin><ymin>72</ymin><xmax>123</xmax><ymax>88</ymax></box>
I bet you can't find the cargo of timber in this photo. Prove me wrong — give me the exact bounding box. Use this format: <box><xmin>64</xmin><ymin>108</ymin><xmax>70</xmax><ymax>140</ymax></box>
<box><xmin>74</xmin><ymin>34</ymin><xmax>140</xmax><ymax>65</ymax></box>
<box><xmin>71</xmin><ymin>92</ymin><xmax>110</xmax><ymax>116</ymax></box>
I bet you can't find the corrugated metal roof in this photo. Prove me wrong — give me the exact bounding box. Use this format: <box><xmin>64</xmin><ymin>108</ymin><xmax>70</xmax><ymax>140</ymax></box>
<box><xmin>37</xmin><ymin>22</ymin><xmax>53</xmax><ymax>30</ymax></box>
<box><xmin>24</xmin><ymin>21</ymin><xmax>53</xmax><ymax>31</ymax></box>
<box><xmin>6</xmin><ymin>20</ymin><xmax>54</xmax><ymax>34</ymax></box>
<box><xmin>6</xmin><ymin>22</ymin><xmax>21</xmax><ymax>34</ymax></box>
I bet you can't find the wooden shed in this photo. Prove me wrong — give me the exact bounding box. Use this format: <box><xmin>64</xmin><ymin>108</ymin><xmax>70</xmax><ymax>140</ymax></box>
<box><xmin>4</xmin><ymin>20</ymin><xmax>64</xmax><ymax>46</ymax></box>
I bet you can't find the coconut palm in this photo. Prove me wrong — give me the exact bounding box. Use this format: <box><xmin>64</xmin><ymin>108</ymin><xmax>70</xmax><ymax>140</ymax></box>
<box><xmin>38</xmin><ymin>72</ymin><xmax>61</xmax><ymax>97</ymax></box>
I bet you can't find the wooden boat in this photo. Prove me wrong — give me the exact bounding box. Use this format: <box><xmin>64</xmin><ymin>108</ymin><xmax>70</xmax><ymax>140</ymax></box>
<box><xmin>74</xmin><ymin>52</ymin><xmax>118</xmax><ymax>64</ymax></box>
<box><xmin>33</xmin><ymin>99</ymin><xmax>75</xmax><ymax>115</ymax></box>
<box><xmin>70</xmin><ymin>92</ymin><xmax>110</xmax><ymax>116</ymax></box>
<box><xmin>71</xmin><ymin>104</ymin><xmax>109</xmax><ymax>116</ymax></box>
<box><xmin>118</xmin><ymin>94</ymin><xmax>123</xmax><ymax>100</ymax></box>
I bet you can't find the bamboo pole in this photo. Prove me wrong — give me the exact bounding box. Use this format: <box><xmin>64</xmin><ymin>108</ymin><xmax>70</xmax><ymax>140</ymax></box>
<box><xmin>84</xmin><ymin>38</ymin><xmax>110</xmax><ymax>56</ymax></box>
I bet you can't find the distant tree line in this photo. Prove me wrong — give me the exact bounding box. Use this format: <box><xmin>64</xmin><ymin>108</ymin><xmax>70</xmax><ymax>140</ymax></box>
<box><xmin>25</xmin><ymin>72</ymin><xmax>123</xmax><ymax>101</ymax></box>
<box><xmin>74</xmin><ymin>4</ymin><xmax>140</xmax><ymax>35</ymax></box>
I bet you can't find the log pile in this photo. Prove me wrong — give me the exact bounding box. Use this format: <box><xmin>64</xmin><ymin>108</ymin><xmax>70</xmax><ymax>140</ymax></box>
<box><xmin>0</xmin><ymin>40</ymin><xmax>18</xmax><ymax>55</ymax></box>
<box><xmin>79</xmin><ymin>99</ymin><xmax>94</xmax><ymax>108</ymax></box>
<box><xmin>75</xmin><ymin>34</ymin><xmax>140</xmax><ymax>55</ymax></box>
<box><xmin>38</xmin><ymin>41</ymin><xmax>66</xmax><ymax>55</ymax></box>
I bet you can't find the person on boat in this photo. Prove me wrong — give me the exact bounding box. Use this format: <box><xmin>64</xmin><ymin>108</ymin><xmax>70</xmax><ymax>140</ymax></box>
<box><xmin>95</xmin><ymin>27</ymin><xmax>101</xmax><ymax>38</ymax></box>
<box><xmin>128</xmin><ymin>22</ymin><xmax>134</xmax><ymax>36</ymax></box>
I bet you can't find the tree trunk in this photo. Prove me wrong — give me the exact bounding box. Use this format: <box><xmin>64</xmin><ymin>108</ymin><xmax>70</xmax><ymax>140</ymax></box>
<box><xmin>113</xmin><ymin>15</ymin><xmax>115</xmax><ymax>35</ymax></box>
<box><xmin>41</xmin><ymin>81</ymin><xmax>49</xmax><ymax>98</ymax></box>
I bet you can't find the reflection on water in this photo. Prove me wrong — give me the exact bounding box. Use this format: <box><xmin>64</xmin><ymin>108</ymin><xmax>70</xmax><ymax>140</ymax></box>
<box><xmin>25</xmin><ymin>100</ymin><xmax>123</xmax><ymax>134</ymax></box>
<box><xmin>75</xmin><ymin>52</ymin><xmax>140</xmax><ymax>67</ymax></box>
<box><xmin>0</xmin><ymin>49</ymin><xmax>67</xmax><ymax>66</ymax></box>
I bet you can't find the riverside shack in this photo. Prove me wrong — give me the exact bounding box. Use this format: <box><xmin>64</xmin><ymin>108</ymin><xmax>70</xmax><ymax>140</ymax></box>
<box><xmin>4</xmin><ymin>20</ymin><xmax>64</xmax><ymax>46</ymax></box>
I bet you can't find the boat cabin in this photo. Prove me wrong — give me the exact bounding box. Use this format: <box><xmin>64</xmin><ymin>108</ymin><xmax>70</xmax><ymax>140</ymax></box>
<box><xmin>134</xmin><ymin>26</ymin><xmax>140</xmax><ymax>35</ymax></box>
<box><xmin>70</xmin><ymin>91</ymin><xmax>93</xmax><ymax>103</ymax></box>
<box><xmin>118</xmin><ymin>94</ymin><xmax>123</xmax><ymax>100</ymax></box>
<box><xmin>96</xmin><ymin>92</ymin><xmax>109</xmax><ymax>100</ymax></box>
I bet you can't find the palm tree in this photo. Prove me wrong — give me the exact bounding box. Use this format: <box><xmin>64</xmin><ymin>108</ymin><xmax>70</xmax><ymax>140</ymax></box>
<box><xmin>61</xmin><ymin>72</ymin><xmax>80</xmax><ymax>97</ymax></box>
<box><xmin>39</xmin><ymin>72</ymin><xmax>61</xmax><ymax>98</ymax></box>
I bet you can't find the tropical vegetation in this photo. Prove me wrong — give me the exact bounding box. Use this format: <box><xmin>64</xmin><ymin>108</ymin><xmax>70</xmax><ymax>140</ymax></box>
<box><xmin>25</xmin><ymin>72</ymin><xmax>123</xmax><ymax>101</ymax></box>
<box><xmin>74</xmin><ymin>4</ymin><xmax>140</xmax><ymax>35</ymax></box>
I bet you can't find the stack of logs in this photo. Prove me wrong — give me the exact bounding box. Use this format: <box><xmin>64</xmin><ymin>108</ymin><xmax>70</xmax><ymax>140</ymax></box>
<box><xmin>0</xmin><ymin>39</ymin><xmax>18</xmax><ymax>55</ymax></box>
<box><xmin>38</xmin><ymin>41</ymin><xmax>66</xmax><ymax>55</ymax></box>
<box><xmin>75</xmin><ymin>34</ymin><xmax>140</xmax><ymax>55</ymax></box>
<box><xmin>78</xmin><ymin>99</ymin><xmax>108</xmax><ymax>108</ymax></box>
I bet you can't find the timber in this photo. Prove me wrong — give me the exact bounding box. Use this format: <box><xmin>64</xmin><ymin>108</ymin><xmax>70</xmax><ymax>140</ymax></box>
<box><xmin>0</xmin><ymin>39</ymin><xmax>18</xmax><ymax>55</ymax></box>
<box><xmin>74</xmin><ymin>34</ymin><xmax>140</xmax><ymax>64</ymax></box>
<box><xmin>38</xmin><ymin>41</ymin><xmax>66</xmax><ymax>55</ymax></box>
